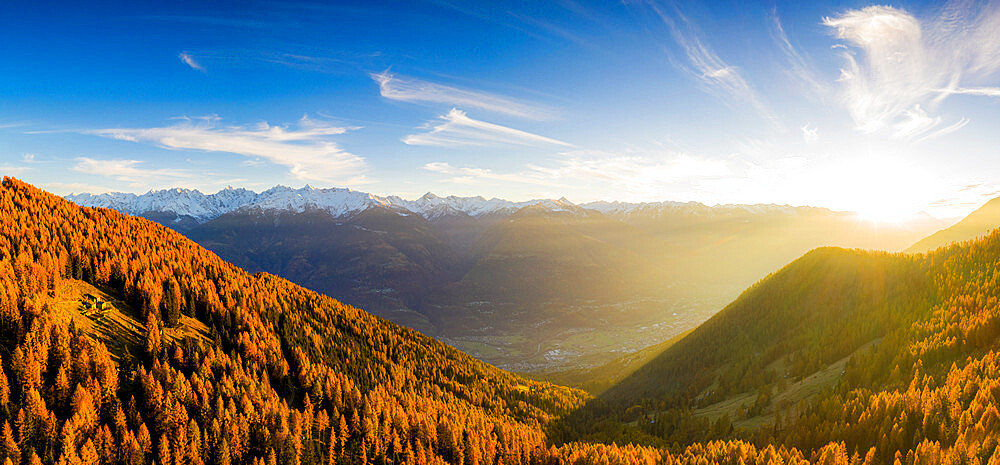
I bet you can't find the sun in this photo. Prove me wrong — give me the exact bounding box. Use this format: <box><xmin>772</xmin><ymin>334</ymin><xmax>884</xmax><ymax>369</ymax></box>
<box><xmin>832</xmin><ymin>155</ymin><xmax>935</xmax><ymax>224</ymax></box>
<box><xmin>855</xmin><ymin>201</ymin><xmax>917</xmax><ymax>224</ymax></box>
<box><xmin>850</xmin><ymin>180</ymin><xmax>926</xmax><ymax>224</ymax></box>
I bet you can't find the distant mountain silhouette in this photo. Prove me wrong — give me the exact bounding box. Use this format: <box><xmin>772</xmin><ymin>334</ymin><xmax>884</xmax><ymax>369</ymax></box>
<box><xmin>906</xmin><ymin>196</ymin><xmax>1000</xmax><ymax>253</ymax></box>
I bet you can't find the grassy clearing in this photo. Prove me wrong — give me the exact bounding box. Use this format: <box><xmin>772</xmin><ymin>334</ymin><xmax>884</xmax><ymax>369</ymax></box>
<box><xmin>692</xmin><ymin>338</ymin><xmax>882</xmax><ymax>429</ymax></box>
<box><xmin>44</xmin><ymin>278</ymin><xmax>210</xmax><ymax>362</ymax></box>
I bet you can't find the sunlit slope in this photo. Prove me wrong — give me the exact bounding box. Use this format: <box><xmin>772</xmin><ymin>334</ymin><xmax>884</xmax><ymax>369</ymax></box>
<box><xmin>532</xmin><ymin>208</ymin><xmax>942</xmax><ymax>388</ymax></box>
<box><xmin>565</xmin><ymin>229</ymin><xmax>1000</xmax><ymax>462</ymax></box>
<box><xmin>603</xmin><ymin>247</ymin><xmax>929</xmax><ymax>405</ymax></box>
<box><xmin>0</xmin><ymin>177</ymin><xmax>594</xmax><ymax>464</ymax></box>
<box><xmin>906</xmin><ymin>196</ymin><xmax>1000</xmax><ymax>253</ymax></box>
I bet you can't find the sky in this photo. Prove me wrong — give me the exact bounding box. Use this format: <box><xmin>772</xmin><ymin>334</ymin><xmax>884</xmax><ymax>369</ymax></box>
<box><xmin>2</xmin><ymin>0</ymin><xmax>1000</xmax><ymax>220</ymax></box>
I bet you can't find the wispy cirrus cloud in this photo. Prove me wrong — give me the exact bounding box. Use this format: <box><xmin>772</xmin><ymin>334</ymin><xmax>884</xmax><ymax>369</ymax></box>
<box><xmin>372</xmin><ymin>71</ymin><xmax>557</xmax><ymax>120</ymax></box>
<box><xmin>824</xmin><ymin>3</ymin><xmax>1000</xmax><ymax>140</ymax></box>
<box><xmin>403</xmin><ymin>108</ymin><xmax>573</xmax><ymax>148</ymax></box>
<box><xmin>770</xmin><ymin>11</ymin><xmax>830</xmax><ymax>98</ymax></box>
<box><xmin>87</xmin><ymin>116</ymin><xmax>368</xmax><ymax>184</ymax></box>
<box><xmin>938</xmin><ymin>86</ymin><xmax>1000</xmax><ymax>97</ymax></box>
<box><xmin>643</xmin><ymin>2</ymin><xmax>771</xmax><ymax>120</ymax></box>
<box><xmin>179</xmin><ymin>52</ymin><xmax>206</xmax><ymax>72</ymax></box>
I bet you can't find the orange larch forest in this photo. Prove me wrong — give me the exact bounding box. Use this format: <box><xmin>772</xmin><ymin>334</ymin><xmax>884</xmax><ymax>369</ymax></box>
<box><xmin>6</xmin><ymin>174</ymin><xmax>1000</xmax><ymax>465</ymax></box>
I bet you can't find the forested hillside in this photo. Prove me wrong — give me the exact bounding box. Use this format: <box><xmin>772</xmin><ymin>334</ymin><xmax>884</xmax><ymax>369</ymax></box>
<box><xmin>0</xmin><ymin>179</ymin><xmax>862</xmax><ymax>465</ymax></box>
<box><xmin>12</xmin><ymin>175</ymin><xmax>1000</xmax><ymax>465</ymax></box>
<box><xmin>0</xmin><ymin>177</ymin><xmax>608</xmax><ymax>464</ymax></box>
<box><xmin>559</xmin><ymin>231</ymin><xmax>1000</xmax><ymax>465</ymax></box>
<box><xmin>185</xmin><ymin>206</ymin><xmax>463</xmax><ymax>334</ymax></box>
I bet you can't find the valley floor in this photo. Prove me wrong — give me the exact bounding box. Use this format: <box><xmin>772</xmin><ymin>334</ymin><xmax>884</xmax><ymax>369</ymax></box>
<box><xmin>422</xmin><ymin>286</ymin><xmax>740</xmax><ymax>375</ymax></box>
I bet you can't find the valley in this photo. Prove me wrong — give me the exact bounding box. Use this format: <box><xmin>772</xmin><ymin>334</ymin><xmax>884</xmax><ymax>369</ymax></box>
<box><xmin>7</xmin><ymin>177</ymin><xmax>1000</xmax><ymax>465</ymax></box>
<box><xmin>67</xmin><ymin>186</ymin><xmax>949</xmax><ymax>376</ymax></box>
<box><xmin>440</xmin><ymin>292</ymin><xmax>734</xmax><ymax>373</ymax></box>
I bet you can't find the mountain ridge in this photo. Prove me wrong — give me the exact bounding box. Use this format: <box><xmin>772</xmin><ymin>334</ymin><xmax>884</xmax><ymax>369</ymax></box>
<box><xmin>66</xmin><ymin>185</ymin><xmax>883</xmax><ymax>226</ymax></box>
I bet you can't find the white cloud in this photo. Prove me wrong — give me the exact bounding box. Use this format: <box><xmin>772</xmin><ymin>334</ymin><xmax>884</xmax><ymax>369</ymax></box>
<box><xmin>422</xmin><ymin>161</ymin><xmax>545</xmax><ymax>185</ymax></box>
<box><xmin>403</xmin><ymin>108</ymin><xmax>573</xmax><ymax>148</ymax></box>
<box><xmin>372</xmin><ymin>71</ymin><xmax>556</xmax><ymax>120</ymax></box>
<box><xmin>68</xmin><ymin>157</ymin><xmax>251</xmax><ymax>192</ymax></box>
<box><xmin>916</xmin><ymin>117</ymin><xmax>970</xmax><ymax>142</ymax></box>
<box><xmin>422</xmin><ymin>150</ymin><xmax>732</xmax><ymax>200</ymax></box>
<box><xmin>0</xmin><ymin>122</ymin><xmax>27</xmax><ymax>130</ymax></box>
<box><xmin>823</xmin><ymin>3</ymin><xmax>1000</xmax><ymax>139</ymax></box>
<box><xmin>179</xmin><ymin>52</ymin><xmax>206</xmax><ymax>72</ymax></box>
<box><xmin>534</xmin><ymin>151</ymin><xmax>730</xmax><ymax>185</ymax></box>
<box><xmin>0</xmin><ymin>164</ymin><xmax>29</xmax><ymax>175</ymax></box>
<box><xmin>87</xmin><ymin>115</ymin><xmax>368</xmax><ymax>184</ymax></box>
<box><xmin>41</xmin><ymin>182</ymin><xmax>120</xmax><ymax>196</ymax></box>
<box><xmin>72</xmin><ymin>158</ymin><xmax>192</xmax><ymax>186</ymax></box>
<box><xmin>939</xmin><ymin>86</ymin><xmax>1000</xmax><ymax>97</ymax></box>
<box><xmin>892</xmin><ymin>105</ymin><xmax>941</xmax><ymax>140</ymax></box>
<box><xmin>801</xmin><ymin>123</ymin><xmax>819</xmax><ymax>144</ymax></box>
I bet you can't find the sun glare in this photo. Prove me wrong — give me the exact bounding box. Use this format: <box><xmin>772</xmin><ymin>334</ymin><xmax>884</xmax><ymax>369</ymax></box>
<box><xmin>832</xmin><ymin>156</ymin><xmax>934</xmax><ymax>224</ymax></box>
<box><xmin>855</xmin><ymin>201</ymin><xmax>917</xmax><ymax>224</ymax></box>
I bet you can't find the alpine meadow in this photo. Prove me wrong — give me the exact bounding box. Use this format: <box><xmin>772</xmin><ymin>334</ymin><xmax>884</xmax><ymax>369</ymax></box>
<box><xmin>4</xmin><ymin>1</ymin><xmax>1000</xmax><ymax>465</ymax></box>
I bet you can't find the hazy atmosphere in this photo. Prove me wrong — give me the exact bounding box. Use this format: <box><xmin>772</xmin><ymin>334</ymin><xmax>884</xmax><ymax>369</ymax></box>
<box><xmin>6</xmin><ymin>2</ymin><xmax>1000</xmax><ymax>465</ymax></box>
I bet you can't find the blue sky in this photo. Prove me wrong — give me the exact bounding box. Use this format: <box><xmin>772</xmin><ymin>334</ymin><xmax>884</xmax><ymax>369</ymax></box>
<box><xmin>2</xmin><ymin>0</ymin><xmax>1000</xmax><ymax>220</ymax></box>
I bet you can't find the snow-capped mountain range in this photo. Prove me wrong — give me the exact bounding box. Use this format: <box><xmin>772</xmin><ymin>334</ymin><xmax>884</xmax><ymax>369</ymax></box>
<box><xmin>66</xmin><ymin>185</ymin><xmax>588</xmax><ymax>223</ymax></box>
<box><xmin>65</xmin><ymin>185</ymin><xmax>820</xmax><ymax>224</ymax></box>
